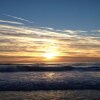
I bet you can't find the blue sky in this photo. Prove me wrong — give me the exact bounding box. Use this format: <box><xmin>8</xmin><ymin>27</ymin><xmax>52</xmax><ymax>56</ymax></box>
<box><xmin>0</xmin><ymin>0</ymin><xmax>100</xmax><ymax>63</ymax></box>
<box><xmin>0</xmin><ymin>0</ymin><xmax>100</xmax><ymax>30</ymax></box>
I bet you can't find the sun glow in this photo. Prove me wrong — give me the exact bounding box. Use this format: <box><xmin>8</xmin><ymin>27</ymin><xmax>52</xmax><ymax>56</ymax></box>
<box><xmin>43</xmin><ymin>52</ymin><xmax>58</xmax><ymax>59</ymax></box>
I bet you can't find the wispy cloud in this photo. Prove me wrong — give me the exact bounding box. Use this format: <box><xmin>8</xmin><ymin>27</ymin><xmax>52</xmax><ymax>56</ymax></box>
<box><xmin>92</xmin><ymin>30</ymin><xmax>100</xmax><ymax>32</ymax></box>
<box><xmin>0</xmin><ymin>20</ymin><xmax>24</xmax><ymax>25</ymax></box>
<box><xmin>3</xmin><ymin>14</ymin><xmax>34</xmax><ymax>24</ymax></box>
<box><xmin>0</xmin><ymin>22</ymin><xmax>100</xmax><ymax>63</ymax></box>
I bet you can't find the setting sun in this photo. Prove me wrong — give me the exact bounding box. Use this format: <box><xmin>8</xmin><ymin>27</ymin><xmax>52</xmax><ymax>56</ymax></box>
<box><xmin>43</xmin><ymin>52</ymin><xmax>57</xmax><ymax>59</ymax></box>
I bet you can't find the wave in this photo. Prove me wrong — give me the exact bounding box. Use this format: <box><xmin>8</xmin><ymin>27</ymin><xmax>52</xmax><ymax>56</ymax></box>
<box><xmin>0</xmin><ymin>64</ymin><xmax>100</xmax><ymax>72</ymax></box>
<box><xmin>0</xmin><ymin>63</ymin><xmax>100</xmax><ymax>91</ymax></box>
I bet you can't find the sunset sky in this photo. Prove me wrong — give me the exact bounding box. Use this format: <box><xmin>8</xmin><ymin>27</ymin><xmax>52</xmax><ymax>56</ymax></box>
<box><xmin>0</xmin><ymin>0</ymin><xmax>100</xmax><ymax>63</ymax></box>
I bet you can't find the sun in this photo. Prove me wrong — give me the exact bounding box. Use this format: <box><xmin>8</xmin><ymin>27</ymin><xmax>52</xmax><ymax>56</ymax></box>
<box><xmin>43</xmin><ymin>52</ymin><xmax>57</xmax><ymax>59</ymax></box>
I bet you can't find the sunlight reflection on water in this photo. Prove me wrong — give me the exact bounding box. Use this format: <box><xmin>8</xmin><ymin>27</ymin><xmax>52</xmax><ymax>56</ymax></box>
<box><xmin>0</xmin><ymin>71</ymin><xmax>100</xmax><ymax>91</ymax></box>
<box><xmin>0</xmin><ymin>90</ymin><xmax>100</xmax><ymax>100</ymax></box>
<box><xmin>44</xmin><ymin>72</ymin><xmax>55</xmax><ymax>79</ymax></box>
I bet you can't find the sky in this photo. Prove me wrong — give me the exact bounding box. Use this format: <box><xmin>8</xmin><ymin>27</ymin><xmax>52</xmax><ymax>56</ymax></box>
<box><xmin>0</xmin><ymin>0</ymin><xmax>100</xmax><ymax>63</ymax></box>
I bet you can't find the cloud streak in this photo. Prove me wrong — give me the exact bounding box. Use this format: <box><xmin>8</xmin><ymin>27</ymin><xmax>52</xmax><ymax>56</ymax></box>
<box><xmin>0</xmin><ymin>22</ymin><xmax>100</xmax><ymax>63</ymax></box>
<box><xmin>0</xmin><ymin>20</ymin><xmax>24</xmax><ymax>25</ymax></box>
<box><xmin>3</xmin><ymin>14</ymin><xmax>34</xmax><ymax>24</ymax></box>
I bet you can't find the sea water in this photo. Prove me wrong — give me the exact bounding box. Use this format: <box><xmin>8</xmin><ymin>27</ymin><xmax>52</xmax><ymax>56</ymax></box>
<box><xmin>0</xmin><ymin>63</ymin><xmax>100</xmax><ymax>100</ymax></box>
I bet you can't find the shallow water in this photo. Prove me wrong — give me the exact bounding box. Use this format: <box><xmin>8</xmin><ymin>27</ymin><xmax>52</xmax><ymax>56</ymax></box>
<box><xmin>0</xmin><ymin>90</ymin><xmax>100</xmax><ymax>100</ymax></box>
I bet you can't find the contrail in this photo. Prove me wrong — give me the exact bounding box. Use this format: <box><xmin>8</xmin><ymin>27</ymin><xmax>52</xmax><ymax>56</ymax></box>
<box><xmin>0</xmin><ymin>20</ymin><xmax>24</xmax><ymax>25</ymax></box>
<box><xmin>3</xmin><ymin>14</ymin><xmax>34</xmax><ymax>24</ymax></box>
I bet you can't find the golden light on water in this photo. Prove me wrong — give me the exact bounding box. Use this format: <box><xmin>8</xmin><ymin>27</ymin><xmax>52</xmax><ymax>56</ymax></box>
<box><xmin>44</xmin><ymin>72</ymin><xmax>55</xmax><ymax>79</ymax></box>
<box><xmin>46</xmin><ymin>73</ymin><xmax>55</xmax><ymax>79</ymax></box>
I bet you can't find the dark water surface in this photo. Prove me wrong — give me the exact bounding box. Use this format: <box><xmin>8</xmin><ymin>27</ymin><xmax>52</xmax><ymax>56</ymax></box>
<box><xmin>0</xmin><ymin>63</ymin><xmax>100</xmax><ymax>99</ymax></box>
<box><xmin>0</xmin><ymin>71</ymin><xmax>100</xmax><ymax>90</ymax></box>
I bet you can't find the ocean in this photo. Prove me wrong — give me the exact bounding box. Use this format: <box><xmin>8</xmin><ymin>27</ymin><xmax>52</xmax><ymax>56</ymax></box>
<box><xmin>0</xmin><ymin>63</ymin><xmax>100</xmax><ymax>100</ymax></box>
